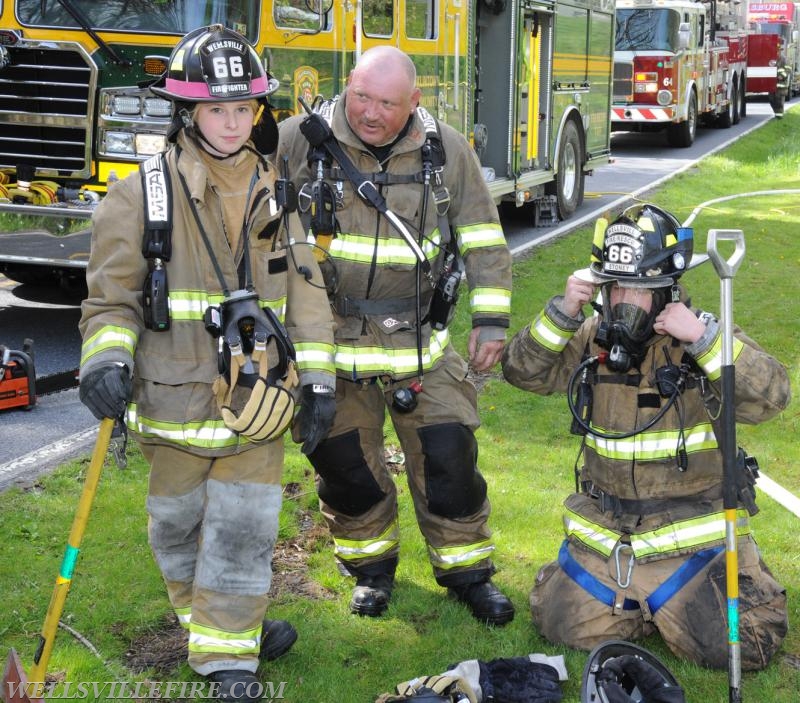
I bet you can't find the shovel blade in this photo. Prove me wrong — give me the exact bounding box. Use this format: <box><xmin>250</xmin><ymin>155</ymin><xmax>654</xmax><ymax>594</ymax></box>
<box><xmin>1</xmin><ymin>650</ymin><xmax>43</xmax><ymax>703</ymax></box>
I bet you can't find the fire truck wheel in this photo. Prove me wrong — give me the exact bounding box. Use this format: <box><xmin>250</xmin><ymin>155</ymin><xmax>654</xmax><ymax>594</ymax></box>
<box><xmin>718</xmin><ymin>82</ymin><xmax>735</xmax><ymax>128</ymax></box>
<box><xmin>733</xmin><ymin>75</ymin><xmax>744</xmax><ymax>124</ymax></box>
<box><xmin>667</xmin><ymin>91</ymin><xmax>697</xmax><ymax>148</ymax></box>
<box><xmin>739</xmin><ymin>75</ymin><xmax>747</xmax><ymax>119</ymax></box>
<box><xmin>547</xmin><ymin>118</ymin><xmax>584</xmax><ymax>220</ymax></box>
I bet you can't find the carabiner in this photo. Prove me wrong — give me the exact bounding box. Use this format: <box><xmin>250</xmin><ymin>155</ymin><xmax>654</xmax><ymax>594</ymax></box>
<box><xmin>613</xmin><ymin>543</ymin><xmax>635</xmax><ymax>589</ymax></box>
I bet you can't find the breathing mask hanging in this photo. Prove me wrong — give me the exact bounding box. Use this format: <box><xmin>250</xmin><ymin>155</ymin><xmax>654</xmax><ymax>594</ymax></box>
<box><xmin>208</xmin><ymin>289</ymin><xmax>298</xmax><ymax>442</ymax></box>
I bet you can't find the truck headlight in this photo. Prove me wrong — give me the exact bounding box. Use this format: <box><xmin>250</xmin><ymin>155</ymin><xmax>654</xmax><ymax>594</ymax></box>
<box><xmin>111</xmin><ymin>95</ymin><xmax>142</xmax><ymax>116</ymax></box>
<box><xmin>104</xmin><ymin>131</ymin><xmax>136</xmax><ymax>155</ymax></box>
<box><xmin>136</xmin><ymin>133</ymin><xmax>166</xmax><ymax>155</ymax></box>
<box><xmin>144</xmin><ymin>97</ymin><xmax>172</xmax><ymax>117</ymax></box>
<box><xmin>657</xmin><ymin>90</ymin><xmax>672</xmax><ymax>106</ymax></box>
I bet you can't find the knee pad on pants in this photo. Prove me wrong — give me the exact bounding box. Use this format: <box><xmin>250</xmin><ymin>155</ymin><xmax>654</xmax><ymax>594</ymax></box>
<box><xmin>417</xmin><ymin>422</ymin><xmax>487</xmax><ymax>519</ymax></box>
<box><xmin>309</xmin><ymin>429</ymin><xmax>386</xmax><ymax>516</ymax></box>
<box><xmin>664</xmin><ymin>549</ymin><xmax>787</xmax><ymax>670</ymax></box>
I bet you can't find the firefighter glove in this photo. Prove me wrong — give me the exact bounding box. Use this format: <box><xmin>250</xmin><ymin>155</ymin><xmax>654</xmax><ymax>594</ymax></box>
<box><xmin>293</xmin><ymin>383</ymin><xmax>336</xmax><ymax>455</ymax></box>
<box><xmin>79</xmin><ymin>363</ymin><xmax>131</xmax><ymax>421</ymax></box>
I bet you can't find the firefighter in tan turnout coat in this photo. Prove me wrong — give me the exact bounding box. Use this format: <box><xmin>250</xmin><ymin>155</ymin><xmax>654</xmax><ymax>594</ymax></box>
<box><xmin>277</xmin><ymin>46</ymin><xmax>515</xmax><ymax>625</ymax></box>
<box><xmin>502</xmin><ymin>204</ymin><xmax>790</xmax><ymax>670</ymax></box>
<box><xmin>79</xmin><ymin>26</ymin><xmax>335</xmax><ymax>702</ymax></box>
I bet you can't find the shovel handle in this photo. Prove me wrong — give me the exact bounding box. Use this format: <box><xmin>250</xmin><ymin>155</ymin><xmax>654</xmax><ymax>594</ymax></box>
<box><xmin>27</xmin><ymin>418</ymin><xmax>115</xmax><ymax>686</ymax></box>
<box><xmin>707</xmin><ymin>229</ymin><xmax>745</xmax><ymax>280</ymax></box>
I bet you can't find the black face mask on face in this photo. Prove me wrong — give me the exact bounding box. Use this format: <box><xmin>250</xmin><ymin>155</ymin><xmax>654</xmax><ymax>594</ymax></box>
<box><xmin>603</xmin><ymin>322</ymin><xmax>644</xmax><ymax>372</ymax></box>
<box><xmin>595</xmin><ymin>289</ymin><xmax>666</xmax><ymax>372</ymax></box>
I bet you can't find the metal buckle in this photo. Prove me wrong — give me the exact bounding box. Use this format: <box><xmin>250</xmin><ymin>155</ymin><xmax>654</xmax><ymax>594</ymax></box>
<box><xmin>613</xmin><ymin>543</ymin><xmax>635</xmax><ymax>589</ymax></box>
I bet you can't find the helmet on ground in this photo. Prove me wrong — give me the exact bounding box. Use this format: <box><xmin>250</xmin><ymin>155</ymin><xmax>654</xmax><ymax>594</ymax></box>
<box><xmin>151</xmin><ymin>24</ymin><xmax>278</xmax><ymax>103</ymax></box>
<box><xmin>588</xmin><ymin>204</ymin><xmax>692</xmax><ymax>288</ymax></box>
<box><xmin>581</xmin><ymin>640</ymin><xmax>686</xmax><ymax>703</ymax></box>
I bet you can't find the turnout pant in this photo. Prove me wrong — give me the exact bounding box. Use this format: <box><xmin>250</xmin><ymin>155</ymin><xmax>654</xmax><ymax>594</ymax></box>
<box><xmin>140</xmin><ymin>441</ymin><xmax>283</xmax><ymax>676</ymax></box>
<box><xmin>307</xmin><ymin>347</ymin><xmax>496</xmax><ymax>587</ymax></box>
<box><xmin>530</xmin><ymin>536</ymin><xmax>787</xmax><ymax>670</ymax></box>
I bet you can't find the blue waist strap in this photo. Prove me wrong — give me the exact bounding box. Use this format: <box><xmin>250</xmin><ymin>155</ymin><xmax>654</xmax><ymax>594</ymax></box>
<box><xmin>558</xmin><ymin>540</ymin><xmax>723</xmax><ymax>614</ymax></box>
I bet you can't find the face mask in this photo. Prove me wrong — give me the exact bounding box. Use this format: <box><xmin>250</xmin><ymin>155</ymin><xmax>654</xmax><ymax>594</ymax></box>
<box><xmin>596</xmin><ymin>285</ymin><xmax>661</xmax><ymax>371</ymax></box>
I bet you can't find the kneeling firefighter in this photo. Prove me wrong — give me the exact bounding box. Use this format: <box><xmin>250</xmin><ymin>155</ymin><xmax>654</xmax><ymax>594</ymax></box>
<box><xmin>502</xmin><ymin>204</ymin><xmax>790</xmax><ymax>670</ymax></box>
<box><xmin>78</xmin><ymin>25</ymin><xmax>335</xmax><ymax>702</ymax></box>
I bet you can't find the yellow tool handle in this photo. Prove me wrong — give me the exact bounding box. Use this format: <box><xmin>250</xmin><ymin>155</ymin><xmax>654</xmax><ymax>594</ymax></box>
<box><xmin>28</xmin><ymin>418</ymin><xmax>115</xmax><ymax>685</ymax></box>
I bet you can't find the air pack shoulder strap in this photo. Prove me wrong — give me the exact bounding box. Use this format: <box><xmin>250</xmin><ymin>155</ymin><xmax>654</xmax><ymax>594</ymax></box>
<box><xmin>139</xmin><ymin>152</ymin><xmax>173</xmax><ymax>331</ymax></box>
<box><xmin>140</xmin><ymin>152</ymin><xmax>173</xmax><ymax>261</ymax></box>
<box><xmin>300</xmin><ymin>102</ymin><xmax>441</xmax><ymax>282</ymax></box>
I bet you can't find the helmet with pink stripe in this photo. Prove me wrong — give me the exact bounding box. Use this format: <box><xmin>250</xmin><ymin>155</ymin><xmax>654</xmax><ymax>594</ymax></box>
<box><xmin>151</xmin><ymin>24</ymin><xmax>278</xmax><ymax>102</ymax></box>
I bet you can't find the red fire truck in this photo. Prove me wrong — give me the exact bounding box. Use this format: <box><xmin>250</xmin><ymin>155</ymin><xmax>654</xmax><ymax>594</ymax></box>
<box><xmin>613</xmin><ymin>0</ymin><xmax>748</xmax><ymax>148</ymax></box>
<box><xmin>747</xmin><ymin>1</ymin><xmax>800</xmax><ymax>112</ymax></box>
<box><xmin>747</xmin><ymin>32</ymin><xmax>789</xmax><ymax>114</ymax></box>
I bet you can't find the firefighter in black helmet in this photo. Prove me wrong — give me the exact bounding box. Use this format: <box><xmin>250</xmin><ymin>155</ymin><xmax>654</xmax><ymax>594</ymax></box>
<box><xmin>502</xmin><ymin>204</ymin><xmax>790</xmax><ymax>671</ymax></box>
<box><xmin>79</xmin><ymin>25</ymin><xmax>335</xmax><ymax>702</ymax></box>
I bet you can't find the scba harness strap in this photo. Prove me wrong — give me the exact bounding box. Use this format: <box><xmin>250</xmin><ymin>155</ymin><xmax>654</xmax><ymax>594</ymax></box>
<box><xmin>140</xmin><ymin>153</ymin><xmax>173</xmax><ymax>330</ymax></box>
<box><xmin>301</xmin><ymin>100</ymin><xmax>460</xmax><ymax>325</ymax></box>
<box><xmin>139</xmin><ymin>155</ymin><xmax>298</xmax><ymax>442</ymax></box>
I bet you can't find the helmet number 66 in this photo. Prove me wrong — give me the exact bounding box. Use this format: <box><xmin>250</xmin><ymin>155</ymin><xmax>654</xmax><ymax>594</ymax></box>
<box><xmin>212</xmin><ymin>55</ymin><xmax>244</xmax><ymax>79</ymax></box>
<box><xmin>606</xmin><ymin>244</ymin><xmax>634</xmax><ymax>263</ymax></box>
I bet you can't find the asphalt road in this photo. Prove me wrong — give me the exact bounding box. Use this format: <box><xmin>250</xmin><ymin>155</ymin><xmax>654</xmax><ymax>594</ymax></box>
<box><xmin>0</xmin><ymin>97</ymin><xmax>791</xmax><ymax>491</ymax></box>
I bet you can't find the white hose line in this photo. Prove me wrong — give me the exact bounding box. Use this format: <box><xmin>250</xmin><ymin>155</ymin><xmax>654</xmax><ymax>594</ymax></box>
<box><xmin>757</xmin><ymin>471</ymin><xmax>800</xmax><ymax>519</ymax></box>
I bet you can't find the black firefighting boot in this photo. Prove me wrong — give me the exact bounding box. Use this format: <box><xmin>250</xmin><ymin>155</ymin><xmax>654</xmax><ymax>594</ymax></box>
<box><xmin>449</xmin><ymin>579</ymin><xmax>515</xmax><ymax>626</ymax></box>
<box><xmin>208</xmin><ymin>670</ymin><xmax>262</xmax><ymax>703</ymax></box>
<box><xmin>349</xmin><ymin>572</ymin><xmax>395</xmax><ymax>617</ymax></box>
<box><xmin>259</xmin><ymin>619</ymin><xmax>297</xmax><ymax>660</ymax></box>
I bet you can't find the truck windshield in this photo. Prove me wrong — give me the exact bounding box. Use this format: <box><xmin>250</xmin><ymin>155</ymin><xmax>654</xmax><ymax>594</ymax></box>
<box><xmin>754</xmin><ymin>22</ymin><xmax>793</xmax><ymax>42</ymax></box>
<box><xmin>615</xmin><ymin>9</ymin><xmax>683</xmax><ymax>52</ymax></box>
<box><xmin>17</xmin><ymin>0</ymin><xmax>260</xmax><ymax>41</ymax></box>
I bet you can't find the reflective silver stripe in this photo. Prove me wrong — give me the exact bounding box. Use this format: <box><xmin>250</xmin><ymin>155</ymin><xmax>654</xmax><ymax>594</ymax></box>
<box><xmin>457</xmin><ymin>222</ymin><xmax>506</xmax><ymax>250</ymax></box>
<box><xmin>563</xmin><ymin>513</ymin><xmax>619</xmax><ymax>557</ymax></box>
<box><xmin>333</xmin><ymin>328</ymin><xmax>449</xmax><ymax>375</ymax></box>
<box><xmin>80</xmin><ymin>325</ymin><xmax>137</xmax><ymax>364</ymax></box>
<box><xmin>585</xmin><ymin>423</ymin><xmax>717</xmax><ymax>460</ymax></box>
<box><xmin>126</xmin><ymin>406</ymin><xmax>240</xmax><ymax>449</ymax></box>
<box><xmin>427</xmin><ymin>540</ymin><xmax>495</xmax><ymax>568</ymax></box>
<box><xmin>530</xmin><ymin>312</ymin><xmax>572</xmax><ymax>352</ymax></box>
<box><xmin>565</xmin><ymin>508</ymin><xmax>751</xmax><ymax>559</ymax></box>
<box><xmin>333</xmin><ymin>521</ymin><xmax>399</xmax><ymax>560</ymax></box>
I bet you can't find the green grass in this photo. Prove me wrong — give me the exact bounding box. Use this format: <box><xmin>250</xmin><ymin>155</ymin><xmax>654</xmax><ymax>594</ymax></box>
<box><xmin>2</xmin><ymin>111</ymin><xmax>800</xmax><ymax>701</ymax></box>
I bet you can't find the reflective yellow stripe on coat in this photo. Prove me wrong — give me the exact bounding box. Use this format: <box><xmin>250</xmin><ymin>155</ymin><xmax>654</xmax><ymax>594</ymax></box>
<box><xmin>333</xmin><ymin>329</ymin><xmax>449</xmax><ymax>376</ymax></box>
<box><xmin>126</xmin><ymin>404</ymin><xmax>241</xmax><ymax>450</ymax></box>
<box><xmin>80</xmin><ymin>324</ymin><xmax>138</xmax><ymax>365</ymax></box>
<box><xmin>585</xmin><ymin>422</ymin><xmax>718</xmax><ymax>460</ymax></box>
<box><xmin>529</xmin><ymin>311</ymin><xmax>574</xmax><ymax>353</ymax></box>
<box><xmin>564</xmin><ymin>507</ymin><xmax>751</xmax><ymax>559</ymax></box>
<box><xmin>694</xmin><ymin>331</ymin><xmax>744</xmax><ymax>381</ymax></box>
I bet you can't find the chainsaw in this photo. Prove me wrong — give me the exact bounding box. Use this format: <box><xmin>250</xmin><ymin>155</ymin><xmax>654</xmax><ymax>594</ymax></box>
<box><xmin>0</xmin><ymin>339</ymin><xmax>79</xmax><ymax>411</ymax></box>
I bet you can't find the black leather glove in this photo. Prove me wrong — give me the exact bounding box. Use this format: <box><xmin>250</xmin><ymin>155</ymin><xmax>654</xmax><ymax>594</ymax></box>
<box><xmin>293</xmin><ymin>383</ymin><xmax>336</xmax><ymax>455</ymax></box>
<box><xmin>79</xmin><ymin>364</ymin><xmax>131</xmax><ymax>421</ymax></box>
